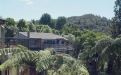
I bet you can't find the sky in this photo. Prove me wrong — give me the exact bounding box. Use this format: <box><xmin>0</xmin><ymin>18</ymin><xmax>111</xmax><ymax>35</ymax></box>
<box><xmin>0</xmin><ymin>0</ymin><xmax>115</xmax><ymax>21</ymax></box>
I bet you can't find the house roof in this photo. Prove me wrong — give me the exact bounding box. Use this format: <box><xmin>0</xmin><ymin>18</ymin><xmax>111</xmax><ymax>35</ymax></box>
<box><xmin>14</xmin><ymin>32</ymin><xmax>29</xmax><ymax>39</ymax></box>
<box><xmin>0</xmin><ymin>19</ymin><xmax>7</xmax><ymax>25</ymax></box>
<box><xmin>14</xmin><ymin>32</ymin><xmax>68</xmax><ymax>40</ymax></box>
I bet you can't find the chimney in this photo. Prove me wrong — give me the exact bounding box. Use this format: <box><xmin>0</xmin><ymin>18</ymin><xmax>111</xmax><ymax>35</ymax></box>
<box><xmin>1</xmin><ymin>26</ymin><xmax>4</xmax><ymax>48</ymax></box>
<box><xmin>27</xmin><ymin>31</ymin><xmax>30</xmax><ymax>38</ymax></box>
<box><xmin>16</xmin><ymin>28</ymin><xmax>19</xmax><ymax>45</ymax></box>
<box><xmin>27</xmin><ymin>31</ymin><xmax>30</xmax><ymax>49</ymax></box>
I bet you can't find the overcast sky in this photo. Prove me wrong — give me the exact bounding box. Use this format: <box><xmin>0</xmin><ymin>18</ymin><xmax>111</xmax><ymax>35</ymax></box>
<box><xmin>0</xmin><ymin>0</ymin><xmax>115</xmax><ymax>21</ymax></box>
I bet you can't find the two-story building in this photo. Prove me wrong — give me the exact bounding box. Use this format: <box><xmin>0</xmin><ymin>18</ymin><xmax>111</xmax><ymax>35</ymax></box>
<box><xmin>9</xmin><ymin>32</ymin><xmax>68</xmax><ymax>53</ymax></box>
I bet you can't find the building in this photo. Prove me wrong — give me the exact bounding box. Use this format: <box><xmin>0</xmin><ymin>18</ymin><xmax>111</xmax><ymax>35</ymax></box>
<box><xmin>0</xmin><ymin>19</ymin><xmax>6</xmax><ymax>48</ymax></box>
<box><xmin>9</xmin><ymin>32</ymin><xmax>68</xmax><ymax>53</ymax></box>
<box><xmin>0</xmin><ymin>19</ymin><xmax>7</xmax><ymax>75</ymax></box>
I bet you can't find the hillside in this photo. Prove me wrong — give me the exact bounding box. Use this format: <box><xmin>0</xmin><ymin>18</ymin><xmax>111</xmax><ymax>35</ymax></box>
<box><xmin>67</xmin><ymin>14</ymin><xmax>111</xmax><ymax>33</ymax></box>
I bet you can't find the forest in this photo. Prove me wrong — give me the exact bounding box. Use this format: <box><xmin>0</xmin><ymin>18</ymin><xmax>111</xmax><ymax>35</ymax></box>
<box><xmin>0</xmin><ymin>0</ymin><xmax>121</xmax><ymax>75</ymax></box>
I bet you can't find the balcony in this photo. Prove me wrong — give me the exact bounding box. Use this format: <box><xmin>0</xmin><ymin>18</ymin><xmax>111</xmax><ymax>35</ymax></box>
<box><xmin>43</xmin><ymin>44</ymin><xmax>67</xmax><ymax>51</ymax></box>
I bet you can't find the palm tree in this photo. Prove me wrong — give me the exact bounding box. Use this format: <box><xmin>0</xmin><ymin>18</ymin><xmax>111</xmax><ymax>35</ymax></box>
<box><xmin>0</xmin><ymin>46</ymin><xmax>89</xmax><ymax>75</ymax></box>
<box><xmin>79</xmin><ymin>37</ymin><xmax>121</xmax><ymax>75</ymax></box>
<box><xmin>50</xmin><ymin>54</ymin><xmax>89</xmax><ymax>75</ymax></box>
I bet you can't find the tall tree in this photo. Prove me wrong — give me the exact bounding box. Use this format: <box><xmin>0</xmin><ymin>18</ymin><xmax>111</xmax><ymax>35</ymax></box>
<box><xmin>49</xmin><ymin>19</ymin><xmax>56</xmax><ymax>28</ymax></box>
<box><xmin>31</xmin><ymin>19</ymin><xmax>36</xmax><ymax>25</ymax></box>
<box><xmin>5</xmin><ymin>18</ymin><xmax>16</xmax><ymax>37</ymax></box>
<box><xmin>112</xmin><ymin>0</ymin><xmax>121</xmax><ymax>38</ymax></box>
<box><xmin>29</xmin><ymin>23</ymin><xmax>36</xmax><ymax>32</ymax></box>
<box><xmin>6</xmin><ymin>18</ymin><xmax>15</xmax><ymax>26</ymax></box>
<box><xmin>5</xmin><ymin>26</ymin><xmax>16</xmax><ymax>37</ymax></box>
<box><xmin>56</xmin><ymin>16</ymin><xmax>66</xmax><ymax>30</ymax></box>
<box><xmin>39</xmin><ymin>13</ymin><xmax>51</xmax><ymax>25</ymax></box>
<box><xmin>17</xmin><ymin>19</ymin><xmax>27</xmax><ymax>31</ymax></box>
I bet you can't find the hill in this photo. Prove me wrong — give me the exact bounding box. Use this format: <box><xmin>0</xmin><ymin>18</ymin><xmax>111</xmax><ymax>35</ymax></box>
<box><xmin>67</xmin><ymin>14</ymin><xmax>111</xmax><ymax>33</ymax></box>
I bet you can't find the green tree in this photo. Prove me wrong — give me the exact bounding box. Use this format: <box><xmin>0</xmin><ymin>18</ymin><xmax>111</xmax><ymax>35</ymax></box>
<box><xmin>0</xmin><ymin>47</ymin><xmax>89</xmax><ymax>75</ymax></box>
<box><xmin>78</xmin><ymin>36</ymin><xmax>121</xmax><ymax>75</ymax></box>
<box><xmin>6</xmin><ymin>18</ymin><xmax>15</xmax><ymax>26</ymax></box>
<box><xmin>64</xmin><ymin>34</ymin><xmax>75</xmax><ymax>45</ymax></box>
<box><xmin>5</xmin><ymin>18</ymin><xmax>16</xmax><ymax>38</ymax></box>
<box><xmin>74</xmin><ymin>30</ymin><xmax>105</xmax><ymax>58</ymax></box>
<box><xmin>29</xmin><ymin>23</ymin><xmax>36</xmax><ymax>32</ymax></box>
<box><xmin>56</xmin><ymin>16</ymin><xmax>66</xmax><ymax>30</ymax></box>
<box><xmin>112</xmin><ymin>0</ymin><xmax>121</xmax><ymax>38</ymax></box>
<box><xmin>42</xmin><ymin>28</ymin><xmax>52</xmax><ymax>33</ymax></box>
<box><xmin>50</xmin><ymin>54</ymin><xmax>89</xmax><ymax>75</ymax></box>
<box><xmin>17</xmin><ymin>19</ymin><xmax>27</xmax><ymax>31</ymax></box>
<box><xmin>31</xmin><ymin>19</ymin><xmax>36</xmax><ymax>25</ymax></box>
<box><xmin>61</xmin><ymin>25</ymin><xmax>71</xmax><ymax>35</ymax></box>
<box><xmin>5</xmin><ymin>25</ymin><xmax>16</xmax><ymax>37</ymax></box>
<box><xmin>49</xmin><ymin>19</ymin><xmax>56</xmax><ymax>28</ymax></box>
<box><xmin>36</xmin><ymin>25</ymin><xmax>52</xmax><ymax>33</ymax></box>
<box><xmin>39</xmin><ymin>13</ymin><xmax>51</xmax><ymax>25</ymax></box>
<box><xmin>52</xmin><ymin>29</ymin><xmax>60</xmax><ymax>35</ymax></box>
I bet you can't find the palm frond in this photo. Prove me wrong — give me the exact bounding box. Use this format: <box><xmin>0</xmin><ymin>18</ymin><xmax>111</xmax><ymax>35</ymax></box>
<box><xmin>52</xmin><ymin>54</ymin><xmax>89</xmax><ymax>75</ymax></box>
<box><xmin>90</xmin><ymin>37</ymin><xmax>113</xmax><ymax>56</ymax></box>
<box><xmin>0</xmin><ymin>51</ymin><xmax>38</xmax><ymax>70</ymax></box>
<box><xmin>36</xmin><ymin>50</ymin><xmax>52</xmax><ymax>72</ymax></box>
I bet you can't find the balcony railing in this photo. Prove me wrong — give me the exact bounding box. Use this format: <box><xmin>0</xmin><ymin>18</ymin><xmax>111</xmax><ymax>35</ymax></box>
<box><xmin>30</xmin><ymin>45</ymin><xmax>37</xmax><ymax>48</ymax></box>
<box><xmin>43</xmin><ymin>44</ymin><xmax>67</xmax><ymax>50</ymax></box>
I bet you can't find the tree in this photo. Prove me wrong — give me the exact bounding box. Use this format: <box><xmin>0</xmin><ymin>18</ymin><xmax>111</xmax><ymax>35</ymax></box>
<box><xmin>56</xmin><ymin>16</ymin><xmax>66</xmax><ymax>30</ymax></box>
<box><xmin>112</xmin><ymin>0</ymin><xmax>121</xmax><ymax>38</ymax></box>
<box><xmin>5</xmin><ymin>18</ymin><xmax>16</xmax><ymax>38</ymax></box>
<box><xmin>5</xmin><ymin>25</ymin><xmax>16</xmax><ymax>37</ymax></box>
<box><xmin>78</xmin><ymin>36</ymin><xmax>121</xmax><ymax>75</ymax></box>
<box><xmin>17</xmin><ymin>19</ymin><xmax>27</xmax><ymax>31</ymax></box>
<box><xmin>31</xmin><ymin>19</ymin><xmax>36</xmax><ymax>25</ymax></box>
<box><xmin>0</xmin><ymin>46</ymin><xmax>89</xmax><ymax>75</ymax></box>
<box><xmin>67</xmin><ymin>14</ymin><xmax>110</xmax><ymax>33</ymax></box>
<box><xmin>73</xmin><ymin>30</ymin><xmax>98</xmax><ymax>58</ymax></box>
<box><xmin>36</xmin><ymin>25</ymin><xmax>52</xmax><ymax>33</ymax></box>
<box><xmin>29</xmin><ymin>23</ymin><xmax>36</xmax><ymax>32</ymax></box>
<box><xmin>6</xmin><ymin>18</ymin><xmax>15</xmax><ymax>26</ymax></box>
<box><xmin>61</xmin><ymin>25</ymin><xmax>71</xmax><ymax>35</ymax></box>
<box><xmin>52</xmin><ymin>29</ymin><xmax>60</xmax><ymax>35</ymax></box>
<box><xmin>49</xmin><ymin>19</ymin><xmax>56</xmax><ymax>28</ymax></box>
<box><xmin>50</xmin><ymin>54</ymin><xmax>89</xmax><ymax>75</ymax></box>
<box><xmin>39</xmin><ymin>13</ymin><xmax>51</xmax><ymax>25</ymax></box>
<box><xmin>42</xmin><ymin>28</ymin><xmax>52</xmax><ymax>33</ymax></box>
<box><xmin>64</xmin><ymin>34</ymin><xmax>75</xmax><ymax>45</ymax></box>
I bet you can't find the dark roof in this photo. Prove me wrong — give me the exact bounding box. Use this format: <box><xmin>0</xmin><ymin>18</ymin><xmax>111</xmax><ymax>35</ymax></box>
<box><xmin>14</xmin><ymin>32</ymin><xmax>28</xmax><ymax>39</ymax></box>
<box><xmin>14</xmin><ymin>32</ymin><xmax>68</xmax><ymax>40</ymax></box>
<box><xmin>0</xmin><ymin>19</ymin><xmax>7</xmax><ymax>25</ymax></box>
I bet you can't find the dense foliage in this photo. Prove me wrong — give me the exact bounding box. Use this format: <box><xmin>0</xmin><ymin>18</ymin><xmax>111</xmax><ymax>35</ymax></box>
<box><xmin>111</xmin><ymin>0</ymin><xmax>121</xmax><ymax>38</ymax></box>
<box><xmin>0</xmin><ymin>46</ymin><xmax>89</xmax><ymax>75</ymax></box>
<box><xmin>67</xmin><ymin>14</ymin><xmax>111</xmax><ymax>33</ymax></box>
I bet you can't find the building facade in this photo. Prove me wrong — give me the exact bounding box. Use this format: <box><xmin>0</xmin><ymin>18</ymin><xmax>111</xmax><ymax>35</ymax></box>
<box><xmin>8</xmin><ymin>32</ymin><xmax>68</xmax><ymax>53</ymax></box>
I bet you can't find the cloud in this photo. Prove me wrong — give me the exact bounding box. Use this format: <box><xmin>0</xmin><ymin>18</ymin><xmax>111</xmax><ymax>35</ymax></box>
<box><xmin>26</xmin><ymin>1</ymin><xmax>33</xmax><ymax>5</ymax></box>
<box><xmin>20</xmin><ymin>0</ymin><xmax>33</xmax><ymax>5</ymax></box>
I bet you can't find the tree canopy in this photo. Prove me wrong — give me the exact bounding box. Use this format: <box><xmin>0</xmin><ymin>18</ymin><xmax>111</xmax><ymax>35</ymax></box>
<box><xmin>39</xmin><ymin>13</ymin><xmax>51</xmax><ymax>25</ymax></box>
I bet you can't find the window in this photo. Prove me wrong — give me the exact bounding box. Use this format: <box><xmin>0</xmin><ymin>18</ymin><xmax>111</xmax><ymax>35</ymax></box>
<box><xmin>30</xmin><ymin>40</ymin><xmax>36</xmax><ymax>45</ymax></box>
<box><xmin>57</xmin><ymin>40</ymin><xmax>59</xmax><ymax>44</ymax></box>
<box><xmin>61</xmin><ymin>41</ymin><xmax>64</xmax><ymax>44</ymax></box>
<box><xmin>52</xmin><ymin>40</ymin><xmax>55</xmax><ymax>44</ymax></box>
<box><xmin>44</xmin><ymin>40</ymin><xmax>47</xmax><ymax>44</ymax></box>
<box><xmin>47</xmin><ymin>40</ymin><xmax>52</xmax><ymax>44</ymax></box>
<box><xmin>44</xmin><ymin>40</ymin><xmax>55</xmax><ymax>44</ymax></box>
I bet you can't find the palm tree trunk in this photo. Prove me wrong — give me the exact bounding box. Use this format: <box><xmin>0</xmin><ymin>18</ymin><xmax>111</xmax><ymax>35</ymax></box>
<box><xmin>17</xmin><ymin>65</ymin><xmax>19</xmax><ymax>75</ymax></box>
<box><xmin>29</xmin><ymin>68</ymin><xmax>37</xmax><ymax>75</ymax></box>
<box><xmin>37</xmin><ymin>70</ymin><xmax>48</xmax><ymax>75</ymax></box>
